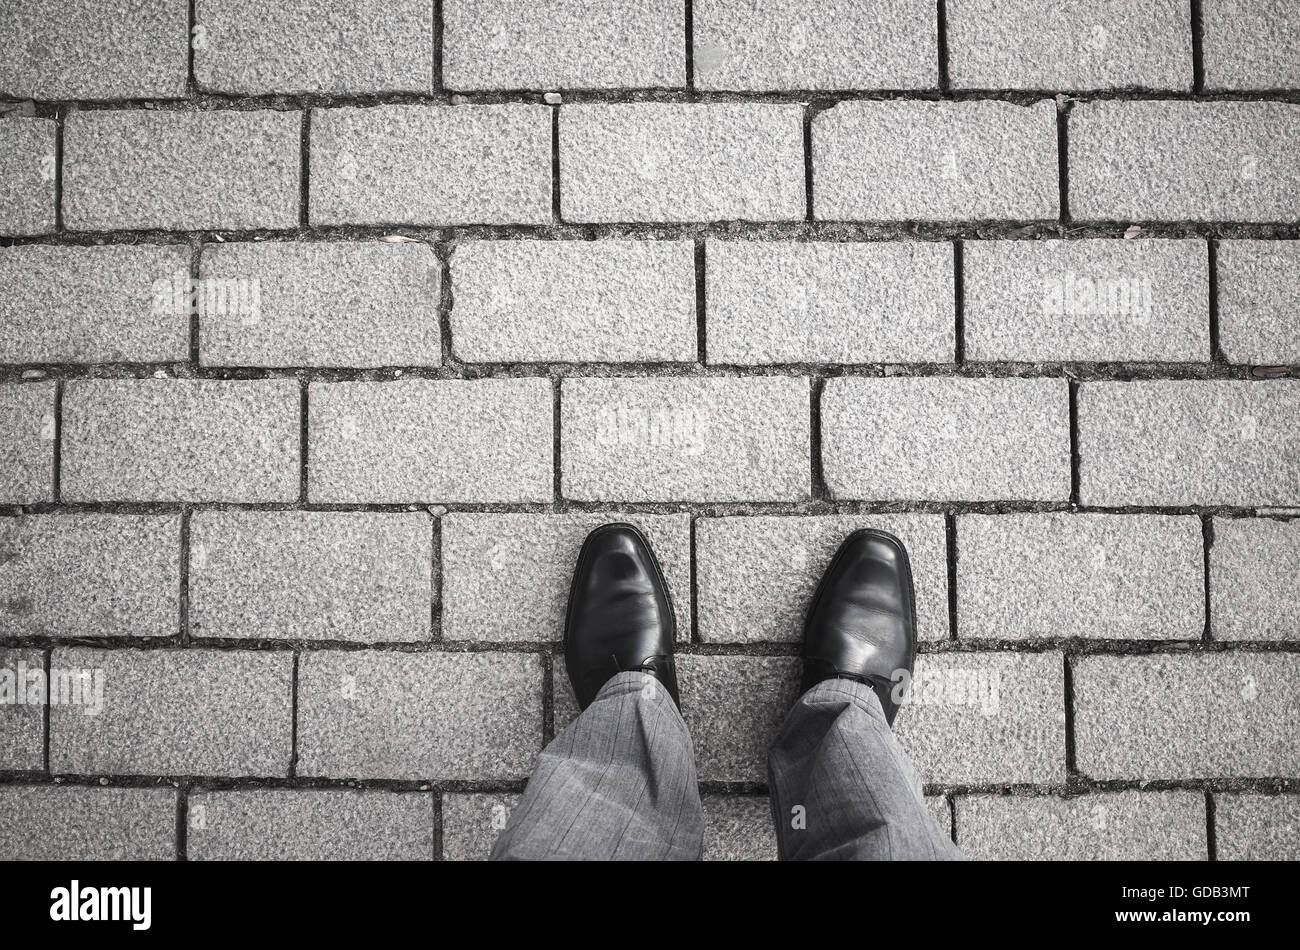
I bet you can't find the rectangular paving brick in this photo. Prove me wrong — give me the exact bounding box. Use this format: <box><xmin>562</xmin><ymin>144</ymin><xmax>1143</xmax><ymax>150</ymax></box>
<box><xmin>199</xmin><ymin>241</ymin><xmax>441</xmax><ymax>368</ymax></box>
<box><xmin>61</xmin><ymin>379</ymin><xmax>300</xmax><ymax>503</ymax></box>
<box><xmin>444</xmin><ymin>0</ymin><xmax>684</xmax><ymax>90</ymax></box>
<box><xmin>813</xmin><ymin>100</ymin><xmax>1058</xmax><ymax>221</ymax></box>
<box><xmin>308</xmin><ymin>378</ymin><xmax>552</xmax><ymax>503</ymax></box>
<box><xmin>0</xmin><ymin>786</ymin><xmax>177</xmax><ymax>860</ymax></box>
<box><xmin>1211</xmin><ymin>517</ymin><xmax>1300</xmax><ymax>641</ymax></box>
<box><xmin>0</xmin><ymin>244</ymin><xmax>191</xmax><ymax>364</ymax></box>
<box><xmin>701</xmin><ymin>795</ymin><xmax>777</xmax><ymax>861</ymax></box>
<box><xmin>696</xmin><ymin>514</ymin><xmax>950</xmax><ymax>643</ymax></box>
<box><xmin>296</xmin><ymin>650</ymin><xmax>543</xmax><ymax>780</ymax></box>
<box><xmin>947</xmin><ymin>0</ymin><xmax>1192</xmax><ymax>91</ymax></box>
<box><xmin>0</xmin><ymin>514</ymin><xmax>180</xmax><ymax>639</ymax></box>
<box><xmin>49</xmin><ymin>647</ymin><xmax>293</xmax><ymax>776</ymax></box>
<box><xmin>706</xmin><ymin>240</ymin><xmax>955</xmax><ymax>364</ymax></box>
<box><xmin>962</xmin><ymin>239</ymin><xmax>1209</xmax><ymax>362</ymax></box>
<box><xmin>1069</xmin><ymin>102</ymin><xmax>1300</xmax><ymax>222</ymax></box>
<box><xmin>957</xmin><ymin>514</ymin><xmax>1204</xmax><ymax>641</ymax></box>
<box><xmin>0</xmin><ymin>382</ymin><xmax>56</xmax><ymax>504</ymax></box>
<box><xmin>894</xmin><ymin>651</ymin><xmax>1065</xmax><ymax>785</ymax></box>
<box><xmin>1078</xmin><ymin>381</ymin><xmax>1300</xmax><ymax>506</ymax></box>
<box><xmin>310</xmin><ymin>105</ymin><xmax>551</xmax><ymax>226</ymax></box>
<box><xmin>187</xmin><ymin>789</ymin><xmax>434</xmax><ymax>860</ymax></box>
<box><xmin>1073</xmin><ymin>652</ymin><xmax>1300</xmax><ymax>779</ymax></box>
<box><xmin>1203</xmin><ymin>0</ymin><xmax>1300</xmax><ymax>91</ymax></box>
<box><xmin>561</xmin><ymin>377</ymin><xmax>810</xmax><ymax>502</ymax></box>
<box><xmin>0</xmin><ymin>118</ymin><xmax>56</xmax><ymax>235</ymax></box>
<box><xmin>560</xmin><ymin>104</ymin><xmax>805</xmax><ymax>223</ymax></box>
<box><xmin>693</xmin><ymin>0</ymin><xmax>936</xmax><ymax>90</ymax></box>
<box><xmin>0</xmin><ymin>0</ymin><xmax>187</xmax><ymax>100</ymax></box>
<box><xmin>449</xmin><ymin>240</ymin><xmax>696</xmax><ymax>363</ymax></box>
<box><xmin>955</xmin><ymin>791</ymin><xmax>1207</xmax><ymax>860</ymax></box>
<box><xmin>1214</xmin><ymin>793</ymin><xmax>1300</xmax><ymax>860</ymax></box>
<box><xmin>822</xmin><ymin>377</ymin><xmax>1070</xmax><ymax>502</ymax></box>
<box><xmin>64</xmin><ymin>109</ymin><xmax>301</xmax><ymax>231</ymax></box>
<box><xmin>441</xmin><ymin>513</ymin><xmax>691</xmax><ymax>642</ymax></box>
<box><xmin>1217</xmin><ymin>240</ymin><xmax>1300</xmax><ymax>364</ymax></box>
<box><xmin>0</xmin><ymin>649</ymin><xmax>44</xmax><ymax>770</ymax></box>
<box><xmin>189</xmin><ymin>511</ymin><xmax>433</xmax><ymax>643</ymax></box>
<box><xmin>441</xmin><ymin>792</ymin><xmax>517</xmax><ymax>860</ymax></box>
<box><xmin>194</xmin><ymin>0</ymin><xmax>434</xmax><ymax>94</ymax></box>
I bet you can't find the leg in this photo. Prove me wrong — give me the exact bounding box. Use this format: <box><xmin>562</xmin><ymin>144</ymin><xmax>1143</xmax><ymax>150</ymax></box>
<box><xmin>491</xmin><ymin>671</ymin><xmax>703</xmax><ymax>861</ymax></box>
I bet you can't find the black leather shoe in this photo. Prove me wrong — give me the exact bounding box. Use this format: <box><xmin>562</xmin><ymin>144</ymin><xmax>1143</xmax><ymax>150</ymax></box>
<box><xmin>802</xmin><ymin>529</ymin><xmax>917</xmax><ymax>726</ymax></box>
<box><xmin>564</xmin><ymin>523</ymin><xmax>679</xmax><ymax>711</ymax></box>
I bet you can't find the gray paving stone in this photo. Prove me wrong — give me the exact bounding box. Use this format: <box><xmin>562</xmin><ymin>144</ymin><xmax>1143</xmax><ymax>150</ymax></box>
<box><xmin>194</xmin><ymin>0</ymin><xmax>434</xmax><ymax>94</ymax></box>
<box><xmin>199</xmin><ymin>241</ymin><xmax>441</xmax><ymax>368</ymax></box>
<box><xmin>1068</xmin><ymin>102</ymin><xmax>1300</xmax><ymax>222</ymax></box>
<box><xmin>0</xmin><ymin>514</ymin><xmax>180</xmax><ymax>639</ymax></box>
<box><xmin>49</xmin><ymin>647</ymin><xmax>293</xmax><ymax>776</ymax></box>
<box><xmin>1078</xmin><ymin>381</ymin><xmax>1300</xmax><ymax>506</ymax></box>
<box><xmin>0</xmin><ymin>0</ymin><xmax>187</xmax><ymax>100</ymax></box>
<box><xmin>0</xmin><ymin>382</ymin><xmax>56</xmax><ymax>504</ymax></box>
<box><xmin>822</xmin><ymin>377</ymin><xmax>1070</xmax><ymax>502</ymax></box>
<box><xmin>813</xmin><ymin>100</ymin><xmax>1058</xmax><ymax>222</ymax></box>
<box><xmin>1202</xmin><ymin>0</ymin><xmax>1300</xmax><ymax>91</ymax></box>
<box><xmin>561</xmin><ymin>377</ymin><xmax>810</xmax><ymax>502</ymax></box>
<box><xmin>0</xmin><ymin>244</ymin><xmax>191</xmax><ymax>364</ymax></box>
<box><xmin>308</xmin><ymin>379</ymin><xmax>552</xmax><ymax>503</ymax></box>
<box><xmin>957</xmin><ymin>514</ymin><xmax>1204</xmax><ymax>641</ymax></box>
<box><xmin>955</xmin><ymin>791</ymin><xmax>1207</xmax><ymax>860</ymax></box>
<box><xmin>702</xmin><ymin>795</ymin><xmax>777</xmax><ymax>860</ymax></box>
<box><xmin>189</xmin><ymin>511</ymin><xmax>433</xmax><ymax>643</ymax></box>
<box><xmin>1214</xmin><ymin>793</ymin><xmax>1300</xmax><ymax>860</ymax></box>
<box><xmin>1217</xmin><ymin>240</ymin><xmax>1300</xmax><ymax>364</ymax></box>
<box><xmin>310</xmin><ymin>105</ymin><xmax>551</xmax><ymax>226</ymax></box>
<box><xmin>0</xmin><ymin>786</ymin><xmax>176</xmax><ymax>860</ymax></box>
<box><xmin>693</xmin><ymin>0</ymin><xmax>936</xmax><ymax>91</ymax></box>
<box><xmin>706</xmin><ymin>240</ymin><xmax>955</xmax><ymax>364</ymax></box>
<box><xmin>560</xmin><ymin>104</ymin><xmax>805</xmax><ymax>223</ymax></box>
<box><xmin>63</xmin><ymin>109</ymin><xmax>301</xmax><ymax>231</ymax></box>
<box><xmin>0</xmin><ymin>649</ymin><xmax>44</xmax><ymax>770</ymax></box>
<box><xmin>61</xmin><ymin>379</ymin><xmax>300</xmax><ymax>503</ymax></box>
<box><xmin>1073</xmin><ymin>653</ymin><xmax>1300</xmax><ymax>779</ymax></box>
<box><xmin>187</xmin><ymin>789</ymin><xmax>435</xmax><ymax>860</ymax></box>
<box><xmin>440</xmin><ymin>792</ymin><xmax>517</xmax><ymax>860</ymax></box>
<box><xmin>297</xmin><ymin>650</ymin><xmax>542</xmax><ymax>780</ymax></box>
<box><xmin>894</xmin><ymin>651</ymin><xmax>1066</xmax><ymax>785</ymax></box>
<box><xmin>0</xmin><ymin>118</ymin><xmax>56</xmax><ymax>235</ymax></box>
<box><xmin>1210</xmin><ymin>517</ymin><xmax>1300</xmax><ymax>641</ymax></box>
<box><xmin>441</xmin><ymin>513</ymin><xmax>691</xmax><ymax>642</ymax></box>
<box><xmin>444</xmin><ymin>0</ymin><xmax>684</xmax><ymax>90</ymax></box>
<box><xmin>947</xmin><ymin>0</ymin><xmax>1192</xmax><ymax>91</ymax></box>
<box><xmin>696</xmin><ymin>514</ymin><xmax>950</xmax><ymax>643</ymax></box>
<box><xmin>962</xmin><ymin>239</ymin><xmax>1209</xmax><ymax>362</ymax></box>
<box><xmin>929</xmin><ymin>795</ymin><xmax>954</xmax><ymax>841</ymax></box>
<box><xmin>450</xmin><ymin>240</ymin><xmax>696</xmax><ymax>363</ymax></box>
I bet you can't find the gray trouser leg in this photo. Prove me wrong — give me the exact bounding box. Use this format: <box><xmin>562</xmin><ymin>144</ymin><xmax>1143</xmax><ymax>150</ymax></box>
<box><xmin>490</xmin><ymin>671</ymin><xmax>704</xmax><ymax>861</ymax></box>
<box><xmin>768</xmin><ymin>677</ymin><xmax>965</xmax><ymax>861</ymax></box>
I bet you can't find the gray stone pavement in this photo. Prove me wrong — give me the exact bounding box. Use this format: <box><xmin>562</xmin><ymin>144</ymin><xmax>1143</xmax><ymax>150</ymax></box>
<box><xmin>0</xmin><ymin>0</ymin><xmax>1297</xmax><ymax>862</ymax></box>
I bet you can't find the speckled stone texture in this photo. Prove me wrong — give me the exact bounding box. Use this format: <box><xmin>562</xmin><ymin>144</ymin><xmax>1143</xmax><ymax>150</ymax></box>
<box><xmin>1202</xmin><ymin>0</ymin><xmax>1300</xmax><ymax>91</ymax></box>
<box><xmin>695</xmin><ymin>514</ymin><xmax>950</xmax><ymax>643</ymax></box>
<box><xmin>560</xmin><ymin>103</ymin><xmax>805</xmax><ymax>222</ymax></box>
<box><xmin>706</xmin><ymin>240</ymin><xmax>954</xmax><ymax>363</ymax></box>
<box><xmin>63</xmin><ymin>109</ymin><xmax>301</xmax><ymax>231</ymax></box>
<box><xmin>956</xmin><ymin>513</ymin><xmax>1205</xmax><ymax>640</ymax></box>
<box><xmin>0</xmin><ymin>786</ymin><xmax>177</xmax><ymax>860</ymax></box>
<box><xmin>194</xmin><ymin>0</ymin><xmax>434</xmax><ymax>94</ymax></box>
<box><xmin>444</xmin><ymin>0</ymin><xmax>684</xmax><ymax>90</ymax></box>
<box><xmin>1214</xmin><ymin>793</ymin><xmax>1300</xmax><ymax>860</ymax></box>
<box><xmin>701</xmin><ymin>795</ymin><xmax>777</xmax><ymax>860</ymax></box>
<box><xmin>309</xmin><ymin>105</ymin><xmax>551</xmax><ymax>226</ymax></box>
<box><xmin>1210</xmin><ymin>517</ymin><xmax>1300</xmax><ymax>641</ymax></box>
<box><xmin>440</xmin><ymin>513</ymin><xmax>691</xmax><ymax>642</ymax></box>
<box><xmin>693</xmin><ymin>0</ymin><xmax>936</xmax><ymax>90</ymax></box>
<box><xmin>813</xmin><ymin>100</ymin><xmax>1059</xmax><ymax>221</ymax></box>
<box><xmin>0</xmin><ymin>382</ymin><xmax>56</xmax><ymax>504</ymax></box>
<box><xmin>0</xmin><ymin>515</ymin><xmax>180</xmax><ymax>640</ymax></box>
<box><xmin>1217</xmin><ymin>240</ymin><xmax>1300</xmax><ymax>364</ymax></box>
<box><xmin>0</xmin><ymin>118</ymin><xmax>56</xmax><ymax>236</ymax></box>
<box><xmin>0</xmin><ymin>649</ymin><xmax>45</xmax><ymax>770</ymax></box>
<box><xmin>308</xmin><ymin>378</ymin><xmax>553</xmax><ymax>503</ymax></box>
<box><xmin>449</xmin><ymin>239</ymin><xmax>696</xmax><ymax>362</ymax></box>
<box><xmin>186</xmin><ymin>789</ymin><xmax>435</xmax><ymax>860</ymax></box>
<box><xmin>189</xmin><ymin>511</ymin><xmax>433</xmax><ymax>643</ymax></box>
